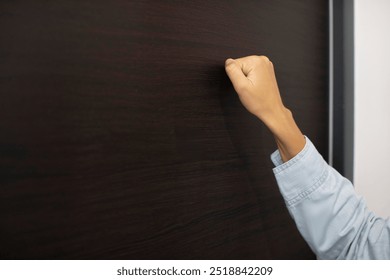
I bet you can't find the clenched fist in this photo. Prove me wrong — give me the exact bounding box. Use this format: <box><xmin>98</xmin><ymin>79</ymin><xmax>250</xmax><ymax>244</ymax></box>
<box><xmin>225</xmin><ymin>55</ymin><xmax>305</xmax><ymax>162</ymax></box>
<box><xmin>224</xmin><ymin>55</ymin><xmax>286</xmax><ymax>123</ymax></box>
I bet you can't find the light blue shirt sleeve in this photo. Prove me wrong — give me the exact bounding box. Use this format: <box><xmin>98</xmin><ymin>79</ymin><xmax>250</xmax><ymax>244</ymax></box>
<box><xmin>270</xmin><ymin>136</ymin><xmax>390</xmax><ymax>259</ymax></box>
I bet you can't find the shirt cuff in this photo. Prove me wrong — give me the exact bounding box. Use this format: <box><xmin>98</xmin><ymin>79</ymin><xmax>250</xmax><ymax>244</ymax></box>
<box><xmin>270</xmin><ymin>136</ymin><xmax>329</xmax><ymax>207</ymax></box>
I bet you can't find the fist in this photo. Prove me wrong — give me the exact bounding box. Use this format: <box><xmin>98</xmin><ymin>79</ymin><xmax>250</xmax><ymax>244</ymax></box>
<box><xmin>225</xmin><ymin>55</ymin><xmax>286</xmax><ymax>122</ymax></box>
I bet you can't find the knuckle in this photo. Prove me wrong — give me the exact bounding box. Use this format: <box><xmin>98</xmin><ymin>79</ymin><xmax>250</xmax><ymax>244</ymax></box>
<box><xmin>225</xmin><ymin>63</ymin><xmax>232</xmax><ymax>70</ymax></box>
<box><xmin>259</xmin><ymin>55</ymin><xmax>270</xmax><ymax>62</ymax></box>
<box><xmin>225</xmin><ymin>60</ymin><xmax>232</xmax><ymax>67</ymax></box>
<box><xmin>252</xmin><ymin>55</ymin><xmax>273</xmax><ymax>68</ymax></box>
<box><xmin>257</xmin><ymin>55</ymin><xmax>271</xmax><ymax>64</ymax></box>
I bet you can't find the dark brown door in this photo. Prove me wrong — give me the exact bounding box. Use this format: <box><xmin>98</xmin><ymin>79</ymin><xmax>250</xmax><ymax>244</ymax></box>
<box><xmin>0</xmin><ymin>0</ymin><xmax>328</xmax><ymax>259</ymax></box>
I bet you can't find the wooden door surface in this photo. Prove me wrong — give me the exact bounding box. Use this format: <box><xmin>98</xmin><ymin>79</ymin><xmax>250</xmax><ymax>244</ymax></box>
<box><xmin>0</xmin><ymin>0</ymin><xmax>328</xmax><ymax>259</ymax></box>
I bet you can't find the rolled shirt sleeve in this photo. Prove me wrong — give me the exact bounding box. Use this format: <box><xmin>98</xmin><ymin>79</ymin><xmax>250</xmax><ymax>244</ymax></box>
<box><xmin>271</xmin><ymin>136</ymin><xmax>390</xmax><ymax>259</ymax></box>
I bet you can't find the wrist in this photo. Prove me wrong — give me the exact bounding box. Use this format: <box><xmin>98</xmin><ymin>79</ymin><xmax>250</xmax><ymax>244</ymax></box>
<box><xmin>259</xmin><ymin>106</ymin><xmax>293</xmax><ymax>134</ymax></box>
<box><xmin>259</xmin><ymin>106</ymin><xmax>305</xmax><ymax>162</ymax></box>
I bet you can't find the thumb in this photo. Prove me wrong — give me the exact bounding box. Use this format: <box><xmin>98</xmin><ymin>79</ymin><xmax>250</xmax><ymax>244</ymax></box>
<box><xmin>225</xmin><ymin>58</ymin><xmax>248</xmax><ymax>94</ymax></box>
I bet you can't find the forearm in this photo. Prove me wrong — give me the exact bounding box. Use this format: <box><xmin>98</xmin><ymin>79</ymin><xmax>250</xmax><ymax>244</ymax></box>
<box><xmin>259</xmin><ymin>106</ymin><xmax>306</xmax><ymax>162</ymax></box>
<box><xmin>225</xmin><ymin>55</ymin><xmax>390</xmax><ymax>259</ymax></box>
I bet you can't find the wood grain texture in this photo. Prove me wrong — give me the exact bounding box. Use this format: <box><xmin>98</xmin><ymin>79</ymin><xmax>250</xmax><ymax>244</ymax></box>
<box><xmin>0</xmin><ymin>0</ymin><xmax>328</xmax><ymax>259</ymax></box>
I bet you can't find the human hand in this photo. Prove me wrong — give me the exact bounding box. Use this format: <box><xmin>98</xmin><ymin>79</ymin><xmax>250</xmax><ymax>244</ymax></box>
<box><xmin>224</xmin><ymin>55</ymin><xmax>286</xmax><ymax>124</ymax></box>
<box><xmin>225</xmin><ymin>55</ymin><xmax>305</xmax><ymax>162</ymax></box>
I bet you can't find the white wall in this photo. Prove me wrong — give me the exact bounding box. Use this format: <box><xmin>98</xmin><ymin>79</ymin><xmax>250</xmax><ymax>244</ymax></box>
<box><xmin>354</xmin><ymin>0</ymin><xmax>390</xmax><ymax>217</ymax></box>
